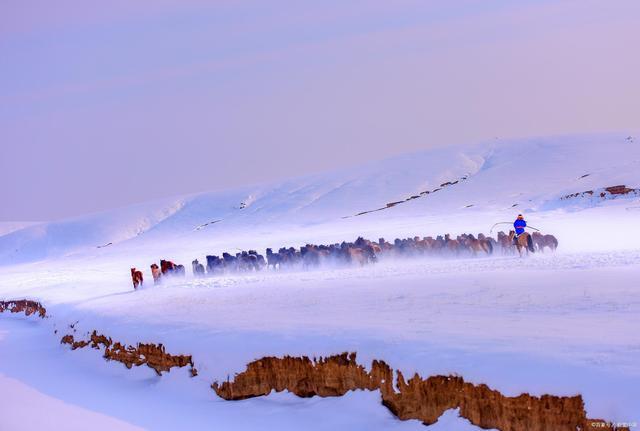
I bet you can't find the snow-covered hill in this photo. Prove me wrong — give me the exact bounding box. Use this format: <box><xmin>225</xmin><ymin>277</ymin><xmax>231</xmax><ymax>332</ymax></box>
<box><xmin>1</xmin><ymin>133</ymin><xmax>638</xmax><ymax>265</ymax></box>
<box><xmin>0</xmin><ymin>221</ymin><xmax>42</xmax><ymax>237</ymax></box>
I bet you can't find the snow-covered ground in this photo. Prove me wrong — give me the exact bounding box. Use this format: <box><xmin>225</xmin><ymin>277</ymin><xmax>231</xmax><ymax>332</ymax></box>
<box><xmin>1</xmin><ymin>133</ymin><xmax>639</xmax><ymax>429</ymax></box>
<box><xmin>0</xmin><ymin>372</ymin><xmax>143</xmax><ymax>431</ymax></box>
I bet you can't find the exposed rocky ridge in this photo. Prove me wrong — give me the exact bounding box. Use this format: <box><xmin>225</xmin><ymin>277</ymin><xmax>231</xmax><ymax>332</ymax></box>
<box><xmin>0</xmin><ymin>299</ymin><xmax>47</xmax><ymax>318</ymax></box>
<box><xmin>561</xmin><ymin>184</ymin><xmax>639</xmax><ymax>201</ymax></box>
<box><xmin>342</xmin><ymin>175</ymin><xmax>469</xmax><ymax>218</ymax></box>
<box><xmin>61</xmin><ymin>330</ymin><xmax>195</xmax><ymax>376</ymax></box>
<box><xmin>212</xmin><ymin>352</ymin><xmax>628</xmax><ymax>431</ymax></box>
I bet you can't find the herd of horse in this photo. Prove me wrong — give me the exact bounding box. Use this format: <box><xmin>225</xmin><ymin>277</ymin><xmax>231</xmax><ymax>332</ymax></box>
<box><xmin>130</xmin><ymin>230</ymin><xmax>558</xmax><ymax>289</ymax></box>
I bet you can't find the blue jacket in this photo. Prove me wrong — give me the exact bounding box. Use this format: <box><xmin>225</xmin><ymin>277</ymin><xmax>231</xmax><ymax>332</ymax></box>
<box><xmin>514</xmin><ymin>219</ymin><xmax>526</xmax><ymax>235</ymax></box>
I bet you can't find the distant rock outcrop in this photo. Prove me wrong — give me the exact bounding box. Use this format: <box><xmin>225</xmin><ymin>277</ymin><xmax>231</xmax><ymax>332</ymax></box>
<box><xmin>561</xmin><ymin>184</ymin><xmax>639</xmax><ymax>201</ymax></box>
<box><xmin>343</xmin><ymin>175</ymin><xmax>469</xmax><ymax>218</ymax></box>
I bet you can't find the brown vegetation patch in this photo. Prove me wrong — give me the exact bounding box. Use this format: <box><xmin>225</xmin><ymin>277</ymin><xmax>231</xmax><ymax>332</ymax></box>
<box><xmin>0</xmin><ymin>299</ymin><xmax>47</xmax><ymax>318</ymax></box>
<box><xmin>212</xmin><ymin>352</ymin><xmax>628</xmax><ymax>431</ymax></box>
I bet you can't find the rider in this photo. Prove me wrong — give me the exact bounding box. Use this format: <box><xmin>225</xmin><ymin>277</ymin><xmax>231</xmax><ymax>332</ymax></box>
<box><xmin>513</xmin><ymin>214</ymin><xmax>526</xmax><ymax>243</ymax></box>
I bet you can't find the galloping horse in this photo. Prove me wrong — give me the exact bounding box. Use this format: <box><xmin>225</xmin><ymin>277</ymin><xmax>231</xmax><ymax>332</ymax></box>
<box><xmin>508</xmin><ymin>230</ymin><xmax>535</xmax><ymax>257</ymax></box>
<box><xmin>130</xmin><ymin>268</ymin><xmax>143</xmax><ymax>289</ymax></box>
<box><xmin>150</xmin><ymin>263</ymin><xmax>162</xmax><ymax>284</ymax></box>
<box><xmin>496</xmin><ymin>231</ymin><xmax>513</xmax><ymax>254</ymax></box>
<box><xmin>531</xmin><ymin>232</ymin><xmax>559</xmax><ymax>252</ymax></box>
<box><xmin>460</xmin><ymin>234</ymin><xmax>493</xmax><ymax>256</ymax></box>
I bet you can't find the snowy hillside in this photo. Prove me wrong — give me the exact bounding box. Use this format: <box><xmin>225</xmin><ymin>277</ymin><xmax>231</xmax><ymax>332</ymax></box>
<box><xmin>1</xmin><ymin>133</ymin><xmax>638</xmax><ymax>265</ymax></box>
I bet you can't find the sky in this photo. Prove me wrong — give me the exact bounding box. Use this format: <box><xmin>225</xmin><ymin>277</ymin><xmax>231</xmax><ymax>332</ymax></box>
<box><xmin>1</xmin><ymin>0</ymin><xmax>639</xmax><ymax>221</ymax></box>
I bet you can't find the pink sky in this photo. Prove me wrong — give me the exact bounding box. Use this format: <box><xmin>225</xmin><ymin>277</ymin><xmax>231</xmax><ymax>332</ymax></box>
<box><xmin>1</xmin><ymin>0</ymin><xmax>639</xmax><ymax>220</ymax></box>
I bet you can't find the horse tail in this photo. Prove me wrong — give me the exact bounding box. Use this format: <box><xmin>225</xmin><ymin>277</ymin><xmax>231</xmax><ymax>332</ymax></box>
<box><xmin>527</xmin><ymin>234</ymin><xmax>535</xmax><ymax>253</ymax></box>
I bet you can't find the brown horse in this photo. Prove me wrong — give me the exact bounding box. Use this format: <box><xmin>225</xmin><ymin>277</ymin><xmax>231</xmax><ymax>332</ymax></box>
<box><xmin>496</xmin><ymin>231</ymin><xmax>514</xmax><ymax>254</ymax></box>
<box><xmin>508</xmin><ymin>230</ymin><xmax>535</xmax><ymax>257</ymax></box>
<box><xmin>477</xmin><ymin>233</ymin><xmax>495</xmax><ymax>255</ymax></box>
<box><xmin>532</xmin><ymin>232</ymin><xmax>559</xmax><ymax>252</ymax></box>
<box><xmin>377</xmin><ymin>238</ymin><xmax>394</xmax><ymax>252</ymax></box>
<box><xmin>444</xmin><ymin>234</ymin><xmax>461</xmax><ymax>255</ymax></box>
<box><xmin>345</xmin><ymin>247</ymin><xmax>369</xmax><ymax>266</ymax></box>
<box><xmin>130</xmin><ymin>268</ymin><xmax>143</xmax><ymax>289</ymax></box>
<box><xmin>160</xmin><ymin>259</ymin><xmax>176</xmax><ymax>274</ymax></box>
<box><xmin>460</xmin><ymin>234</ymin><xmax>493</xmax><ymax>256</ymax></box>
<box><xmin>150</xmin><ymin>264</ymin><xmax>162</xmax><ymax>284</ymax></box>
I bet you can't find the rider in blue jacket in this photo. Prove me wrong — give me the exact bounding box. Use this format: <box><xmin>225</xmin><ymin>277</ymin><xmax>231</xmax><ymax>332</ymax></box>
<box><xmin>514</xmin><ymin>214</ymin><xmax>526</xmax><ymax>237</ymax></box>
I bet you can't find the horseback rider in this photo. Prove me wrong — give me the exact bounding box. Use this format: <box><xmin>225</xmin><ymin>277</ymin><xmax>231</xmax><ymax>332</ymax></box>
<box><xmin>513</xmin><ymin>214</ymin><xmax>526</xmax><ymax>243</ymax></box>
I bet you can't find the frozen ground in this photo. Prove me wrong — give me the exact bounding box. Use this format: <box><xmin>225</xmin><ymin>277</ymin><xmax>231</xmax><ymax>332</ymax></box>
<box><xmin>1</xmin><ymin>250</ymin><xmax>639</xmax><ymax>427</ymax></box>
<box><xmin>1</xmin><ymin>133</ymin><xmax>639</xmax><ymax>429</ymax></box>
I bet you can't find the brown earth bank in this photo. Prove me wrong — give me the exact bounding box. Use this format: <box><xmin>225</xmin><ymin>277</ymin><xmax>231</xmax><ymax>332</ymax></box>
<box><xmin>212</xmin><ymin>353</ymin><xmax>628</xmax><ymax>431</ymax></box>
<box><xmin>60</xmin><ymin>331</ymin><xmax>196</xmax><ymax>376</ymax></box>
<box><xmin>0</xmin><ymin>300</ymin><xmax>628</xmax><ymax>430</ymax></box>
<box><xmin>0</xmin><ymin>299</ymin><xmax>47</xmax><ymax>318</ymax></box>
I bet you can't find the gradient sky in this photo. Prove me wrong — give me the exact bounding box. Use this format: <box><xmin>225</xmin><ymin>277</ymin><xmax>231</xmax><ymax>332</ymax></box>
<box><xmin>2</xmin><ymin>0</ymin><xmax>639</xmax><ymax>221</ymax></box>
